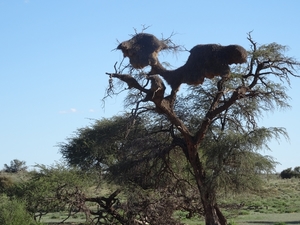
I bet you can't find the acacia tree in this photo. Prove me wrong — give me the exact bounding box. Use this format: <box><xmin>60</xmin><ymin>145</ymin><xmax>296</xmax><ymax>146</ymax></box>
<box><xmin>105</xmin><ymin>32</ymin><xmax>299</xmax><ymax>225</ymax></box>
<box><xmin>3</xmin><ymin>159</ymin><xmax>27</xmax><ymax>173</ymax></box>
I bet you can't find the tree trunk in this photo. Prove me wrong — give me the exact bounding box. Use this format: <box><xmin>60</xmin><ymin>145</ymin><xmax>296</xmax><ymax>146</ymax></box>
<box><xmin>203</xmin><ymin>205</ymin><xmax>221</xmax><ymax>225</ymax></box>
<box><xmin>201</xmin><ymin>196</ymin><xmax>226</xmax><ymax>225</ymax></box>
<box><xmin>186</xmin><ymin>144</ymin><xmax>227</xmax><ymax>225</ymax></box>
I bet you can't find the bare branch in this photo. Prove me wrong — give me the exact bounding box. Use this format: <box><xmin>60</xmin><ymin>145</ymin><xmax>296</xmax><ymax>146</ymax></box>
<box><xmin>106</xmin><ymin>73</ymin><xmax>149</xmax><ymax>93</ymax></box>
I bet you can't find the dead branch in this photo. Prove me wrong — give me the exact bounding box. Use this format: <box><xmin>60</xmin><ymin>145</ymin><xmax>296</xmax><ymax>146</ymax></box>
<box><xmin>85</xmin><ymin>189</ymin><xmax>128</xmax><ymax>225</ymax></box>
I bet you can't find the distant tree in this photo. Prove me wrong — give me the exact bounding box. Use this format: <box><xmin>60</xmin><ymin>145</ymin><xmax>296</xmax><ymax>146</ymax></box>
<box><xmin>280</xmin><ymin>166</ymin><xmax>300</xmax><ymax>179</ymax></box>
<box><xmin>3</xmin><ymin>159</ymin><xmax>27</xmax><ymax>173</ymax></box>
<box><xmin>294</xmin><ymin>166</ymin><xmax>300</xmax><ymax>174</ymax></box>
<box><xmin>103</xmin><ymin>31</ymin><xmax>299</xmax><ymax>225</ymax></box>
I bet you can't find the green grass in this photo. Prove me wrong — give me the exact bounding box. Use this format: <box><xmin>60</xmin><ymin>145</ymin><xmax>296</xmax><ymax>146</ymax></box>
<box><xmin>235</xmin><ymin>212</ymin><xmax>300</xmax><ymax>225</ymax></box>
<box><xmin>40</xmin><ymin>212</ymin><xmax>86</xmax><ymax>224</ymax></box>
<box><xmin>177</xmin><ymin>213</ymin><xmax>300</xmax><ymax>225</ymax></box>
<box><xmin>218</xmin><ymin>176</ymin><xmax>300</xmax><ymax>215</ymax></box>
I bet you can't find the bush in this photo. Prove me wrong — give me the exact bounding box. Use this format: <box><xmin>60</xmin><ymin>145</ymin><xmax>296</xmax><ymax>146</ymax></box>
<box><xmin>0</xmin><ymin>194</ymin><xmax>38</xmax><ymax>225</ymax></box>
<box><xmin>0</xmin><ymin>176</ymin><xmax>14</xmax><ymax>193</ymax></box>
<box><xmin>280</xmin><ymin>167</ymin><xmax>300</xmax><ymax>179</ymax></box>
<box><xmin>294</xmin><ymin>166</ymin><xmax>300</xmax><ymax>178</ymax></box>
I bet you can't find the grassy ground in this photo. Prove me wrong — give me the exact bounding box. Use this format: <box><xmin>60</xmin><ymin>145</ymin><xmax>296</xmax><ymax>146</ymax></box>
<box><xmin>179</xmin><ymin>212</ymin><xmax>300</xmax><ymax>225</ymax></box>
<box><xmin>15</xmin><ymin>174</ymin><xmax>300</xmax><ymax>224</ymax></box>
<box><xmin>40</xmin><ymin>212</ymin><xmax>86</xmax><ymax>224</ymax></box>
<box><xmin>236</xmin><ymin>212</ymin><xmax>300</xmax><ymax>225</ymax></box>
<box><xmin>221</xmin><ymin>176</ymin><xmax>300</xmax><ymax>225</ymax></box>
<box><xmin>178</xmin><ymin>213</ymin><xmax>300</xmax><ymax>225</ymax></box>
<box><xmin>234</xmin><ymin>177</ymin><xmax>300</xmax><ymax>214</ymax></box>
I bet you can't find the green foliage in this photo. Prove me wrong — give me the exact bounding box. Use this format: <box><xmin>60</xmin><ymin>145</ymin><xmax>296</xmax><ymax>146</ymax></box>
<box><xmin>0</xmin><ymin>176</ymin><xmax>13</xmax><ymax>193</ymax></box>
<box><xmin>3</xmin><ymin>159</ymin><xmax>27</xmax><ymax>173</ymax></box>
<box><xmin>7</xmin><ymin>162</ymin><xmax>95</xmax><ymax>222</ymax></box>
<box><xmin>59</xmin><ymin>114</ymin><xmax>148</xmax><ymax>171</ymax></box>
<box><xmin>200</xmin><ymin>129</ymin><xmax>279</xmax><ymax>194</ymax></box>
<box><xmin>0</xmin><ymin>194</ymin><xmax>39</xmax><ymax>225</ymax></box>
<box><xmin>59</xmin><ymin>113</ymin><xmax>178</xmax><ymax>189</ymax></box>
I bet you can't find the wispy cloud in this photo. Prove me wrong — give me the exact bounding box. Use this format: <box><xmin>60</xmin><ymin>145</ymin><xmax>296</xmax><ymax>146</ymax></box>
<box><xmin>58</xmin><ymin>108</ymin><xmax>97</xmax><ymax>114</ymax></box>
<box><xmin>59</xmin><ymin>108</ymin><xmax>78</xmax><ymax>114</ymax></box>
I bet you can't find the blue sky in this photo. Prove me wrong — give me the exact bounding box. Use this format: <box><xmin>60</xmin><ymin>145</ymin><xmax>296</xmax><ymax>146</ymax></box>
<box><xmin>1</xmin><ymin>0</ymin><xmax>299</xmax><ymax>172</ymax></box>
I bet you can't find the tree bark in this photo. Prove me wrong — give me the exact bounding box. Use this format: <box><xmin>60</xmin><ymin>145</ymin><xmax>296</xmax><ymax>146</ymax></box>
<box><xmin>186</xmin><ymin>144</ymin><xmax>227</xmax><ymax>225</ymax></box>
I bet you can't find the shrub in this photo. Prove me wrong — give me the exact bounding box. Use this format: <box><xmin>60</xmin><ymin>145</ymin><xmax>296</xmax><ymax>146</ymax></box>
<box><xmin>280</xmin><ymin>167</ymin><xmax>300</xmax><ymax>179</ymax></box>
<box><xmin>0</xmin><ymin>194</ymin><xmax>38</xmax><ymax>225</ymax></box>
<box><xmin>0</xmin><ymin>176</ymin><xmax>14</xmax><ymax>193</ymax></box>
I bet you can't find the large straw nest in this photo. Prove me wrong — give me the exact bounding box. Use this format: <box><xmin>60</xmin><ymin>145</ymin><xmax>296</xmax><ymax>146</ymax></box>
<box><xmin>117</xmin><ymin>33</ymin><xmax>168</xmax><ymax>69</ymax></box>
<box><xmin>178</xmin><ymin>44</ymin><xmax>248</xmax><ymax>84</ymax></box>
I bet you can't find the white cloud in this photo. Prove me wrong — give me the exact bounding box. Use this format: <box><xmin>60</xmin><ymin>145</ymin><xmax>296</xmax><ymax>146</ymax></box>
<box><xmin>58</xmin><ymin>108</ymin><xmax>97</xmax><ymax>114</ymax></box>
<box><xmin>59</xmin><ymin>108</ymin><xmax>78</xmax><ymax>114</ymax></box>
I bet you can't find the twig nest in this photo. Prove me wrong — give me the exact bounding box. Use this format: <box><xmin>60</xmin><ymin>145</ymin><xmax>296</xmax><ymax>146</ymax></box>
<box><xmin>187</xmin><ymin>44</ymin><xmax>247</xmax><ymax>68</ymax></box>
<box><xmin>222</xmin><ymin>45</ymin><xmax>248</xmax><ymax>64</ymax></box>
<box><xmin>183</xmin><ymin>44</ymin><xmax>247</xmax><ymax>81</ymax></box>
<box><xmin>117</xmin><ymin>33</ymin><xmax>168</xmax><ymax>69</ymax></box>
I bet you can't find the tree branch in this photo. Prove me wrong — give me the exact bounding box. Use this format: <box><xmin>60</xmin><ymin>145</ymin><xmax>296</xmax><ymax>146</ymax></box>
<box><xmin>106</xmin><ymin>72</ymin><xmax>149</xmax><ymax>93</ymax></box>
